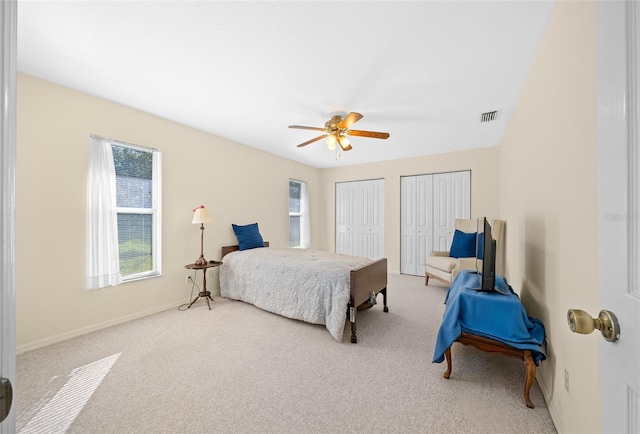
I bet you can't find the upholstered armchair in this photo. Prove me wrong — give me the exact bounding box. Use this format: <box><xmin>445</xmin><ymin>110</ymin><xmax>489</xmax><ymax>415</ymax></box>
<box><xmin>425</xmin><ymin>218</ymin><xmax>505</xmax><ymax>286</ymax></box>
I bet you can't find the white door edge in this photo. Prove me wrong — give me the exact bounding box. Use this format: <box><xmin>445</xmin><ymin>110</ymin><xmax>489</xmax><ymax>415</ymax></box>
<box><xmin>595</xmin><ymin>2</ymin><xmax>640</xmax><ymax>433</ymax></box>
<box><xmin>0</xmin><ymin>1</ymin><xmax>17</xmax><ymax>432</ymax></box>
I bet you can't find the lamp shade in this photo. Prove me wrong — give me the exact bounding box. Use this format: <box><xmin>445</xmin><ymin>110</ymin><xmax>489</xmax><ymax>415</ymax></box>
<box><xmin>326</xmin><ymin>134</ymin><xmax>337</xmax><ymax>150</ymax></box>
<box><xmin>337</xmin><ymin>135</ymin><xmax>351</xmax><ymax>149</ymax></box>
<box><xmin>192</xmin><ymin>205</ymin><xmax>213</xmax><ymax>224</ymax></box>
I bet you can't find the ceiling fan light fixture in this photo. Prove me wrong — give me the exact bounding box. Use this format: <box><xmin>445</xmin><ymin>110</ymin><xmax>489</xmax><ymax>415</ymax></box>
<box><xmin>326</xmin><ymin>134</ymin><xmax>337</xmax><ymax>150</ymax></box>
<box><xmin>337</xmin><ymin>135</ymin><xmax>351</xmax><ymax>151</ymax></box>
<box><xmin>289</xmin><ymin>112</ymin><xmax>388</xmax><ymax>152</ymax></box>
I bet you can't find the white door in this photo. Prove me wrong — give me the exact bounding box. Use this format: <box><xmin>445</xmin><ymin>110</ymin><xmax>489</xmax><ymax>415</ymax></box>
<box><xmin>0</xmin><ymin>1</ymin><xmax>17</xmax><ymax>432</ymax></box>
<box><xmin>358</xmin><ymin>179</ymin><xmax>384</xmax><ymax>260</ymax></box>
<box><xmin>432</xmin><ymin>173</ymin><xmax>452</xmax><ymax>251</ymax></box>
<box><xmin>400</xmin><ymin>175</ymin><xmax>434</xmax><ymax>275</ymax></box>
<box><xmin>401</xmin><ymin>171</ymin><xmax>469</xmax><ymax>276</ymax></box>
<box><xmin>432</xmin><ymin>171</ymin><xmax>471</xmax><ymax>250</ymax></box>
<box><xmin>415</xmin><ymin>175</ymin><xmax>434</xmax><ymax>276</ymax></box>
<box><xmin>595</xmin><ymin>3</ymin><xmax>640</xmax><ymax>433</ymax></box>
<box><xmin>400</xmin><ymin>176</ymin><xmax>418</xmax><ymax>275</ymax></box>
<box><xmin>335</xmin><ymin>179</ymin><xmax>384</xmax><ymax>260</ymax></box>
<box><xmin>335</xmin><ymin>182</ymin><xmax>356</xmax><ymax>256</ymax></box>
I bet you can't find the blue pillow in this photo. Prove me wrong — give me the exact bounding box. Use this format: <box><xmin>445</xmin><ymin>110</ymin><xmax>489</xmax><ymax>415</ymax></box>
<box><xmin>232</xmin><ymin>223</ymin><xmax>265</xmax><ymax>251</ymax></box>
<box><xmin>449</xmin><ymin>229</ymin><xmax>477</xmax><ymax>258</ymax></box>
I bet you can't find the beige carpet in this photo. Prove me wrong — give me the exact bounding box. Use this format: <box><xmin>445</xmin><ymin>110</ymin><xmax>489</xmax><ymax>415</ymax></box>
<box><xmin>15</xmin><ymin>273</ymin><xmax>557</xmax><ymax>433</ymax></box>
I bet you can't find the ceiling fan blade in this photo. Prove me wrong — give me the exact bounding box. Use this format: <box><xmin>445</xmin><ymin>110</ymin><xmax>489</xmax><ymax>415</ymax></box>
<box><xmin>337</xmin><ymin>112</ymin><xmax>363</xmax><ymax>130</ymax></box>
<box><xmin>289</xmin><ymin>125</ymin><xmax>326</xmax><ymax>131</ymax></box>
<box><xmin>347</xmin><ymin>129</ymin><xmax>390</xmax><ymax>139</ymax></box>
<box><xmin>297</xmin><ymin>134</ymin><xmax>327</xmax><ymax>148</ymax></box>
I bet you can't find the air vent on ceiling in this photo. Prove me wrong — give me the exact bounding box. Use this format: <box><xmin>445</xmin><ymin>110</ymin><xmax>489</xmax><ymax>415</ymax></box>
<box><xmin>480</xmin><ymin>110</ymin><xmax>499</xmax><ymax>123</ymax></box>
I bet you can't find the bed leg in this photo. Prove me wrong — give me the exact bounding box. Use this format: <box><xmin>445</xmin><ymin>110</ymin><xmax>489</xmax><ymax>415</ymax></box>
<box><xmin>381</xmin><ymin>287</ymin><xmax>389</xmax><ymax>312</ymax></box>
<box><xmin>349</xmin><ymin>304</ymin><xmax>357</xmax><ymax>344</ymax></box>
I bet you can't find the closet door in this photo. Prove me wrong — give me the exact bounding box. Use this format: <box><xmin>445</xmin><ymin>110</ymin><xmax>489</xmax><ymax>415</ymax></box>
<box><xmin>358</xmin><ymin>179</ymin><xmax>384</xmax><ymax>259</ymax></box>
<box><xmin>400</xmin><ymin>175</ymin><xmax>433</xmax><ymax>275</ymax></box>
<box><xmin>415</xmin><ymin>175</ymin><xmax>434</xmax><ymax>275</ymax></box>
<box><xmin>335</xmin><ymin>182</ymin><xmax>357</xmax><ymax>256</ymax></box>
<box><xmin>432</xmin><ymin>171</ymin><xmax>471</xmax><ymax>250</ymax></box>
<box><xmin>336</xmin><ymin>179</ymin><xmax>384</xmax><ymax>260</ymax></box>
<box><xmin>400</xmin><ymin>171</ymin><xmax>470</xmax><ymax>276</ymax></box>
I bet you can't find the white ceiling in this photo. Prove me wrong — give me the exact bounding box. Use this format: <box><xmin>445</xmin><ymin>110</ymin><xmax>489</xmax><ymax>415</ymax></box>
<box><xmin>17</xmin><ymin>1</ymin><xmax>556</xmax><ymax>169</ymax></box>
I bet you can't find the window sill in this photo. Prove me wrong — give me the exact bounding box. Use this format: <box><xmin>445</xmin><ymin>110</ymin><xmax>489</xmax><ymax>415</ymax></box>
<box><xmin>122</xmin><ymin>271</ymin><xmax>162</xmax><ymax>283</ymax></box>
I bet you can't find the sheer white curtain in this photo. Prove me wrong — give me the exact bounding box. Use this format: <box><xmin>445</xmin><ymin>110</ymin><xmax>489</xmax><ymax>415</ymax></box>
<box><xmin>86</xmin><ymin>135</ymin><xmax>122</xmax><ymax>289</ymax></box>
<box><xmin>300</xmin><ymin>181</ymin><xmax>310</xmax><ymax>248</ymax></box>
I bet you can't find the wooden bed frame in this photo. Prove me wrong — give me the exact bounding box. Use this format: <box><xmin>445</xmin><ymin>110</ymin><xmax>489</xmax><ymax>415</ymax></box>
<box><xmin>221</xmin><ymin>244</ymin><xmax>388</xmax><ymax>343</ymax></box>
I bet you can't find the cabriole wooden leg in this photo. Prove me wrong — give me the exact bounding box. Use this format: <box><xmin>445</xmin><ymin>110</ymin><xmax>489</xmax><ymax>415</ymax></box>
<box><xmin>444</xmin><ymin>347</ymin><xmax>452</xmax><ymax>379</ymax></box>
<box><xmin>523</xmin><ymin>350</ymin><xmax>536</xmax><ymax>408</ymax></box>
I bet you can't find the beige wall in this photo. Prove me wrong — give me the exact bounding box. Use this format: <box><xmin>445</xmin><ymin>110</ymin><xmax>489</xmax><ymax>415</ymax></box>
<box><xmin>16</xmin><ymin>73</ymin><xmax>321</xmax><ymax>352</ymax></box>
<box><xmin>499</xmin><ymin>2</ymin><xmax>600</xmax><ymax>433</ymax></box>
<box><xmin>319</xmin><ymin>147</ymin><xmax>501</xmax><ymax>273</ymax></box>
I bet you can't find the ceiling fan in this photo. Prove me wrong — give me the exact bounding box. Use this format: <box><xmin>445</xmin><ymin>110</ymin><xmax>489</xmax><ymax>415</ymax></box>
<box><xmin>289</xmin><ymin>112</ymin><xmax>390</xmax><ymax>151</ymax></box>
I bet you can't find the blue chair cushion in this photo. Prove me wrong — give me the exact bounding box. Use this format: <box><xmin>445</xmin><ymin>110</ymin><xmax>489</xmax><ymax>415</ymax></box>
<box><xmin>449</xmin><ymin>229</ymin><xmax>477</xmax><ymax>258</ymax></box>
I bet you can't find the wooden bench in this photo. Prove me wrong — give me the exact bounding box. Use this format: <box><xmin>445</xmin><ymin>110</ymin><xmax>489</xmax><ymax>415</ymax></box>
<box><xmin>443</xmin><ymin>332</ymin><xmax>537</xmax><ymax>408</ymax></box>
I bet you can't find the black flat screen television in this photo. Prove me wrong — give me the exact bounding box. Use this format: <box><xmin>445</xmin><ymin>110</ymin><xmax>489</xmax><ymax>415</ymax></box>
<box><xmin>479</xmin><ymin>217</ymin><xmax>496</xmax><ymax>291</ymax></box>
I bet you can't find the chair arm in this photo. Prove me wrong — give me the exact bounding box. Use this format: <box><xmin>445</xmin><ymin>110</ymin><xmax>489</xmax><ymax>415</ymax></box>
<box><xmin>451</xmin><ymin>258</ymin><xmax>481</xmax><ymax>280</ymax></box>
<box><xmin>431</xmin><ymin>250</ymin><xmax>450</xmax><ymax>257</ymax></box>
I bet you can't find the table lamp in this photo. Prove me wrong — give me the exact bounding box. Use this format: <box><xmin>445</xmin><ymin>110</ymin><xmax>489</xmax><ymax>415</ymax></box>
<box><xmin>192</xmin><ymin>205</ymin><xmax>213</xmax><ymax>265</ymax></box>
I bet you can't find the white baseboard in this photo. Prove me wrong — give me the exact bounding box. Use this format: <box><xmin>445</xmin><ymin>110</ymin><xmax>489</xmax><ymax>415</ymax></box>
<box><xmin>16</xmin><ymin>300</ymin><xmax>184</xmax><ymax>355</ymax></box>
<box><xmin>536</xmin><ymin>370</ymin><xmax>566</xmax><ymax>434</ymax></box>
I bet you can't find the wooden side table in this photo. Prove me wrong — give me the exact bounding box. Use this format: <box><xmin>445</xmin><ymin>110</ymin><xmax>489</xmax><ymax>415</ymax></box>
<box><xmin>184</xmin><ymin>261</ymin><xmax>222</xmax><ymax>310</ymax></box>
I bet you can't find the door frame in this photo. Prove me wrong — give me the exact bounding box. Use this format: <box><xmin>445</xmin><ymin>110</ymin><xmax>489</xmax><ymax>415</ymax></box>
<box><xmin>0</xmin><ymin>0</ymin><xmax>17</xmax><ymax>431</ymax></box>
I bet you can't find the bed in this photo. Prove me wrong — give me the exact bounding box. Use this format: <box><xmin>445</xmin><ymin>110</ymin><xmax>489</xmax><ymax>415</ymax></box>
<box><xmin>219</xmin><ymin>244</ymin><xmax>388</xmax><ymax>343</ymax></box>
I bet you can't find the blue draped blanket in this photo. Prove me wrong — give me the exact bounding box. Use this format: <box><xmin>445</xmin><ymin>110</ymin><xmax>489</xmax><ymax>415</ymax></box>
<box><xmin>432</xmin><ymin>270</ymin><xmax>546</xmax><ymax>365</ymax></box>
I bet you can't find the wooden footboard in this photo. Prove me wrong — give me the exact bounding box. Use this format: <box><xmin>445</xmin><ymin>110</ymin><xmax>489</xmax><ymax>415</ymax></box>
<box><xmin>348</xmin><ymin>258</ymin><xmax>389</xmax><ymax>344</ymax></box>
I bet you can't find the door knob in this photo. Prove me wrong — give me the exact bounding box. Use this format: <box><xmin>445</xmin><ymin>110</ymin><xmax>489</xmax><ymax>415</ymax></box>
<box><xmin>0</xmin><ymin>378</ymin><xmax>12</xmax><ymax>423</ymax></box>
<box><xmin>567</xmin><ymin>309</ymin><xmax>620</xmax><ymax>342</ymax></box>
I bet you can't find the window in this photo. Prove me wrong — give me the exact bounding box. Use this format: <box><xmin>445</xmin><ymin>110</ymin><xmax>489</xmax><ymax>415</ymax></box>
<box><xmin>87</xmin><ymin>136</ymin><xmax>161</xmax><ymax>289</ymax></box>
<box><xmin>112</xmin><ymin>144</ymin><xmax>161</xmax><ymax>279</ymax></box>
<box><xmin>289</xmin><ymin>179</ymin><xmax>309</xmax><ymax>248</ymax></box>
<box><xmin>289</xmin><ymin>180</ymin><xmax>302</xmax><ymax>247</ymax></box>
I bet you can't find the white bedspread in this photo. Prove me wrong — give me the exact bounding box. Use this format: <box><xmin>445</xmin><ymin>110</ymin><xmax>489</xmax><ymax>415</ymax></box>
<box><xmin>219</xmin><ymin>247</ymin><xmax>372</xmax><ymax>341</ymax></box>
